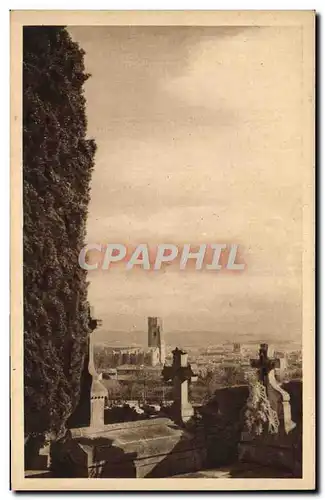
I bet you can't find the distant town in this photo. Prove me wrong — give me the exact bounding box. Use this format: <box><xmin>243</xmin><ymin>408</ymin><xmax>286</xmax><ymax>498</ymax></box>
<box><xmin>93</xmin><ymin>318</ymin><xmax>302</xmax><ymax>420</ymax></box>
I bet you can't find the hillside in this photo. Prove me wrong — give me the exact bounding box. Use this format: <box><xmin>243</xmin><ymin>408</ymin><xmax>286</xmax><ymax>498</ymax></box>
<box><xmin>93</xmin><ymin>329</ymin><xmax>301</xmax><ymax>350</ymax></box>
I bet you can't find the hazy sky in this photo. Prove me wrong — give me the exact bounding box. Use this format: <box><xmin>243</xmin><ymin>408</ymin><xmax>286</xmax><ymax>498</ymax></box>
<box><xmin>69</xmin><ymin>26</ymin><xmax>303</xmax><ymax>342</ymax></box>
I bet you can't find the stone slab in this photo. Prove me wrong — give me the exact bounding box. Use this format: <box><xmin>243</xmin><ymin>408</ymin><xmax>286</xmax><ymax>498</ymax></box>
<box><xmin>51</xmin><ymin>417</ymin><xmax>206</xmax><ymax>478</ymax></box>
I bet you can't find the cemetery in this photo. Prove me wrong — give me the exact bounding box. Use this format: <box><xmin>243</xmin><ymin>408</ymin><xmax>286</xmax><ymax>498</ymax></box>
<box><xmin>25</xmin><ymin>334</ymin><xmax>302</xmax><ymax>479</ymax></box>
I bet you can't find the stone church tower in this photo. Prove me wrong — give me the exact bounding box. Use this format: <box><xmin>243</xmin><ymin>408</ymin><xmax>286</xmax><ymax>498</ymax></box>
<box><xmin>148</xmin><ymin>317</ymin><xmax>166</xmax><ymax>365</ymax></box>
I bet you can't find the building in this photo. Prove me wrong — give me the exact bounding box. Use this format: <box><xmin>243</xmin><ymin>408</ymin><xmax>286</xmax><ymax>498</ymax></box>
<box><xmin>148</xmin><ymin>317</ymin><xmax>166</xmax><ymax>365</ymax></box>
<box><xmin>233</xmin><ymin>343</ymin><xmax>243</xmax><ymax>355</ymax></box>
<box><xmin>101</xmin><ymin>317</ymin><xmax>166</xmax><ymax>375</ymax></box>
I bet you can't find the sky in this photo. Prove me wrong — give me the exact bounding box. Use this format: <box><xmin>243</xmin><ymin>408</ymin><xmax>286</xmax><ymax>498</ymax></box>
<box><xmin>69</xmin><ymin>26</ymin><xmax>303</xmax><ymax>343</ymax></box>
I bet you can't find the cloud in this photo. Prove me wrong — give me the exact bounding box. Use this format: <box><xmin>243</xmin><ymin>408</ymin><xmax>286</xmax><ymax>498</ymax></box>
<box><xmin>163</xmin><ymin>27</ymin><xmax>302</xmax><ymax>114</ymax></box>
<box><xmin>89</xmin><ymin>269</ymin><xmax>301</xmax><ymax>337</ymax></box>
<box><xmin>69</xmin><ymin>26</ymin><xmax>303</xmax><ymax>339</ymax></box>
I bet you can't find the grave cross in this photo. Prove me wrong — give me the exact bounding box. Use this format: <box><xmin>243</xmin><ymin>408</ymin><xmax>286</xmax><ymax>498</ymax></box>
<box><xmin>67</xmin><ymin>307</ymin><xmax>107</xmax><ymax>429</ymax></box>
<box><xmin>162</xmin><ymin>347</ymin><xmax>198</xmax><ymax>425</ymax></box>
<box><xmin>250</xmin><ymin>343</ymin><xmax>280</xmax><ymax>386</ymax></box>
<box><xmin>88</xmin><ymin>308</ymin><xmax>108</xmax><ymax>428</ymax></box>
<box><xmin>250</xmin><ymin>343</ymin><xmax>296</xmax><ymax>434</ymax></box>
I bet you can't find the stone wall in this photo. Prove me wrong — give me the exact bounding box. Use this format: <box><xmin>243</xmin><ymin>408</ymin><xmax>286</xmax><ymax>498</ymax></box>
<box><xmin>199</xmin><ymin>385</ymin><xmax>249</xmax><ymax>467</ymax></box>
<box><xmin>199</xmin><ymin>380</ymin><xmax>302</xmax><ymax>473</ymax></box>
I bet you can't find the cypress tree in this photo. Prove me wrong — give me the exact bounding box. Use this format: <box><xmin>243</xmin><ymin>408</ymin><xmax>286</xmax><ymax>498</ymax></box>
<box><xmin>23</xmin><ymin>26</ymin><xmax>96</xmax><ymax>438</ymax></box>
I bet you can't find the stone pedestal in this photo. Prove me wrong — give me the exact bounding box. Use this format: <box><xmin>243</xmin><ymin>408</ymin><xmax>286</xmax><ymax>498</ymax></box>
<box><xmin>90</xmin><ymin>378</ymin><xmax>107</xmax><ymax>429</ymax></box>
<box><xmin>172</xmin><ymin>401</ymin><xmax>195</xmax><ymax>424</ymax></box>
<box><xmin>68</xmin><ymin>335</ymin><xmax>108</xmax><ymax>430</ymax></box>
<box><xmin>267</xmin><ymin>370</ymin><xmax>296</xmax><ymax>434</ymax></box>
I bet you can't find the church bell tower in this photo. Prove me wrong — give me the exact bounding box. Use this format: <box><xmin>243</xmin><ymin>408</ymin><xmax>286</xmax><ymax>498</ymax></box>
<box><xmin>148</xmin><ymin>316</ymin><xmax>166</xmax><ymax>365</ymax></box>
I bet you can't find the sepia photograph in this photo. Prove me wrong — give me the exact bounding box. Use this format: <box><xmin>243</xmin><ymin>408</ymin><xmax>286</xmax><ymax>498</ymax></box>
<box><xmin>10</xmin><ymin>10</ymin><xmax>315</xmax><ymax>490</ymax></box>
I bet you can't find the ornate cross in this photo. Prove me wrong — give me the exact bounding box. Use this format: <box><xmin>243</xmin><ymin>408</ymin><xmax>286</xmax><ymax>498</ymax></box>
<box><xmin>163</xmin><ymin>348</ymin><xmax>197</xmax><ymax>382</ymax></box>
<box><xmin>250</xmin><ymin>343</ymin><xmax>280</xmax><ymax>387</ymax></box>
<box><xmin>249</xmin><ymin>343</ymin><xmax>296</xmax><ymax>434</ymax></box>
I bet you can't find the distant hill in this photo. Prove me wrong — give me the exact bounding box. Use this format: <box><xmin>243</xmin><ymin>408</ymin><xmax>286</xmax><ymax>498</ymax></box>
<box><xmin>93</xmin><ymin>329</ymin><xmax>301</xmax><ymax>350</ymax></box>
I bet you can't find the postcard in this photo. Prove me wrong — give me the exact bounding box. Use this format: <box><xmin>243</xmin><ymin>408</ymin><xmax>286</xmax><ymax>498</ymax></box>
<box><xmin>11</xmin><ymin>10</ymin><xmax>315</xmax><ymax>491</ymax></box>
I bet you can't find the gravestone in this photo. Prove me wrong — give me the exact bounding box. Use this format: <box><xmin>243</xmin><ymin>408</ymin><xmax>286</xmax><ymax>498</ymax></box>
<box><xmin>51</xmin><ymin>337</ymin><xmax>206</xmax><ymax>478</ymax></box>
<box><xmin>238</xmin><ymin>343</ymin><xmax>300</xmax><ymax>475</ymax></box>
<box><xmin>68</xmin><ymin>310</ymin><xmax>108</xmax><ymax>429</ymax></box>
<box><xmin>88</xmin><ymin>332</ymin><xmax>108</xmax><ymax>428</ymax></box>
<box><xmin>162</xmin><ymin>348</ymin><xmax>198</xmax><ymax>425</ymax></box>
<box><xmin>50</xmin><ymin>417</ymin><xmax>206</xmax><ymax>478</ymax></box>
<box><xmin>250</xmin><ymin>343</ymin><xmax>295</xmax><ymax>434</ymax></box>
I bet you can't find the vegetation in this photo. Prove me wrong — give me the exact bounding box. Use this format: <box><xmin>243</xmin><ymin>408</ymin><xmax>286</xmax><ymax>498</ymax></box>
<box><xmin>23</xmin><ymin>26</ymin><xmax>96</xmax><ymax>438</ymax></box>
<box><xmin>244</xmin><ymin>373</ymin><xmax>279</xmax><ymax>435</ymax></box>
<box><xmin>190</xmin><ymin>364</ymin><xmax>248</xmax><ymax>403</ymax></box>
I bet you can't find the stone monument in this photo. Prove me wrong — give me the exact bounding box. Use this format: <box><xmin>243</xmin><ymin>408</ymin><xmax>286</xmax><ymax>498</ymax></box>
<box><xmin>238</xmin><ymin>343</ymin><xmax>299</xmax><ymax>474</ymax></box>
<box><xmin>88</xmin><ymin>333</ymin><xmax>108</xmax><ymax>428</ymax></box>
<box><xmin>50</xmin><ymin>332</ymin><xmax>206</xmax><ymax>477</ymax></box>
<box><xmin>67</xmin><ymin>308</ymin><xmax>108</xmax><ymax>429</ymax></box>
<box><xmin>249</xmin><ymin>343</ymin><xmax>295</xmax><ymax>434</ymax></box>
<box><xmin>162</xmin><ymin>347</ymin><xmax>198</xmax><ymax>425</ymax></box>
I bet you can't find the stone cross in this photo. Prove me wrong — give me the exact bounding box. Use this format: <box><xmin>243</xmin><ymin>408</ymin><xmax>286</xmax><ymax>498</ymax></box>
<box><xmin>67</xmin><ymin>308</ymin><xmax>108</xmax><ymax>430</ymax></box>
<box><xmin>162</xmin><ymin>347</ymin><xmax>198</xmax><ymax>425</ymax></box>
<box><xmin>250</xmin><ymin>343</ymin><xmax>295</xmax><ymax>434</ymax></box>
<box><xmin>250</xmin><ymin>343</ymin><xmax>281</xmax><ymax>386</ymax></box>
<box><xmin>88</xmin><ymin>327</ymin><xmax>108</xmax><ymax>428</ymax></box>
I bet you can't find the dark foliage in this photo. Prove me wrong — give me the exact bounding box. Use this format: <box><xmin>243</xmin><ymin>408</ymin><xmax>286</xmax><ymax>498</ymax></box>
<box><xmin>23</xmin><ymin>26</ymin><xmax>96</xmax><ymax>437</ymax></box>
